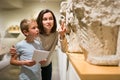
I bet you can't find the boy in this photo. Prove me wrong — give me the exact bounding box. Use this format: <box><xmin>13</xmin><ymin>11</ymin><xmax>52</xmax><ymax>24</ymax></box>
<box><xmin>10</xmin><ymin>19</ymin><xmax>42</xmax><ymax>80</ymax></box>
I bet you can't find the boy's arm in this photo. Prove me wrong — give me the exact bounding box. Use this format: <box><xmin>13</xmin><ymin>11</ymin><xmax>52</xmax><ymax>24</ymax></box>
<box><xmin>10</xmin><ymin>54</ymin><xmax>24</xmax><ymax>66</ymax></box>
<box><xmin>10</xmin><ymin>45</ymin><xmax>36</xmax><ymax>66</ymax></box>
<box><xmin>10</xmin><ymin>54</ymin><xmax>36</xmax><ymax>66</ymax></box>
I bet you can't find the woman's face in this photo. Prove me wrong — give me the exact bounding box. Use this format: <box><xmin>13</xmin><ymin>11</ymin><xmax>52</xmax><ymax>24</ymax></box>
<box><xmin>42</xmin><ymin>12</ymin><xmax>54</xmax><ymax>32</ymax></box>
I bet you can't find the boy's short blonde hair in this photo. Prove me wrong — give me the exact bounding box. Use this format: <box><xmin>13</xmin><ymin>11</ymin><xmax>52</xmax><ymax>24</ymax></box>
<box><xmin>20</xmin><ymin>19</ymin><xmax>36</xmax><ymax>35</ymax></box>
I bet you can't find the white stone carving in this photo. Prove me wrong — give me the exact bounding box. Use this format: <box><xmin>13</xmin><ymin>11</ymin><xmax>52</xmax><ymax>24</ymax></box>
<box><xmin>60</xmin><ymin>0</ymin><xmax>120</xmax><ymax>66</ymax></box>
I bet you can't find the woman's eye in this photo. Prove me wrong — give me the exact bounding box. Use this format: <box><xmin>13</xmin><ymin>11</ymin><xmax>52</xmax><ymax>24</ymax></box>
<box><xmin>43</xmin><ymin>18</ymin><xmax>47</xmax><ymax>21</ymax></box>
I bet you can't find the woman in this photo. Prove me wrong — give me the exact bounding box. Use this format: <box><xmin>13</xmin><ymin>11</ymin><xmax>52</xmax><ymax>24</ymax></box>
<box><xmin>37</xmin><ymin>9</ymin><xmax>68</xmax><ymax>80</ymax></box>
<box><xmin>36</xmin><ymin>9</ymin><xmax>58</xmax><ymax>80</ymax></box>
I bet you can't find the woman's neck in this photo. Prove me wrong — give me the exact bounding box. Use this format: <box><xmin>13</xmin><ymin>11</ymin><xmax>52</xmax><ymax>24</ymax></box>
<box><xmin>44</xmin><ymin>29</ymin><xmax>51</xmax><ymax>35</ymax></box>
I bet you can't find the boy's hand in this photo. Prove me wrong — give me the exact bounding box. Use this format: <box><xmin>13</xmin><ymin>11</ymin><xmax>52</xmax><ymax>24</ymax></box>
<box><xmin>23</xmin><ymin>60</ymin><xmax>36</xmax><ymax>66</ymax></box>
<box><xmin>39</xmin><ymin>59</ymin><xmax>47</xmax><ymax>65</ymax></box>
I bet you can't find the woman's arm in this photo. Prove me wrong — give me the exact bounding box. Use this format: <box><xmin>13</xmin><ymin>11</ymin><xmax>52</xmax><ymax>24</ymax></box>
<box><xmin>58</xmin><ymin>21</ymin><xmax>68</xmax><ymax>52</ymax></box>
<box><xmin>59</xmin><ymin>35</ymin><xmax>68</xmax><ymax>52</ymax></box>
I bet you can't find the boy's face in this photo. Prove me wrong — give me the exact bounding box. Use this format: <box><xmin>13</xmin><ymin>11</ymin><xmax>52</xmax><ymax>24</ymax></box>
<box><xmin>27</xmin><ymin>21</ymin><xmax>39</xmax><ymax>38</ymax></box>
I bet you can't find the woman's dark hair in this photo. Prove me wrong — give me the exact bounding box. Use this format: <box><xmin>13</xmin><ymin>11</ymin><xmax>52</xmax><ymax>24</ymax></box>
<box><xmin>36</xmin><ymin>9</ymin><xmax>57</xmax><ymax>34</ymax></box>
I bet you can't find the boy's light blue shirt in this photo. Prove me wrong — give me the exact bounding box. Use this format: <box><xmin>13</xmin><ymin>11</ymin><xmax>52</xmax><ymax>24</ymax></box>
<box><xmin>16</xmin><ymin>40</ymin><xmax>43</xmax><ymax>80</ymax></box>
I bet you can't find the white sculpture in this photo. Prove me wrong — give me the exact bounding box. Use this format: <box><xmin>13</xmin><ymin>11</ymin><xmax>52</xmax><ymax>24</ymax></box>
<box><xmin>60</xmin><ymin>0</ymin><xmax>120</xmax><ymax>66</ymax></box>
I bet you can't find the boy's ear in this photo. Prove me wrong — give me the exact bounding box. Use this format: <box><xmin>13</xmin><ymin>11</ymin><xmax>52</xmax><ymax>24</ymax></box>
<box><xmin>23</xmin><ymin>30</ymin><xmax>28</xmax><ymax>36</ymax></box>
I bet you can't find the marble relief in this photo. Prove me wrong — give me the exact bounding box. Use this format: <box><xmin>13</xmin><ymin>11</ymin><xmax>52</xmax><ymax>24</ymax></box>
<box><xmin>60</xmin><ymin>0</ymin><xmax>120</xmax><ymax>66</ymax></box>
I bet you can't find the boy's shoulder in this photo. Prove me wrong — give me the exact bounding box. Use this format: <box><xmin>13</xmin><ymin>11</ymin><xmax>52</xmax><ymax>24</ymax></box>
<box><xmin>16</xmin><ymin>40</ymin><xmax>26</xmax><ymax>47</ymax></box>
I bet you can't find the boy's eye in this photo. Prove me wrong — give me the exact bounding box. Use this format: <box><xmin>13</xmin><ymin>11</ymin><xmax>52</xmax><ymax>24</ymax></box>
<box><xmin>33</xmin><ymin>27</ymin><xmax>36</xmax><ymax>29</ymax></box>
<box><xmin>32</xmin><ymin>26</ymin><xmax>37</xmax><ymax>29</ymax></box>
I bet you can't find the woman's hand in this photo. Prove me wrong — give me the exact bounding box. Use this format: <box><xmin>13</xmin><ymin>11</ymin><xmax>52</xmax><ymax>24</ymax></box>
<box><xmin>9</xmin><ymin>45</ymin><xmax>17</xmax><ymax>56</ymax></box>
<box><xmin>58</xmin><ymin>21</ymin><xmax>66</xmax><ymax>39</ymax></box>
